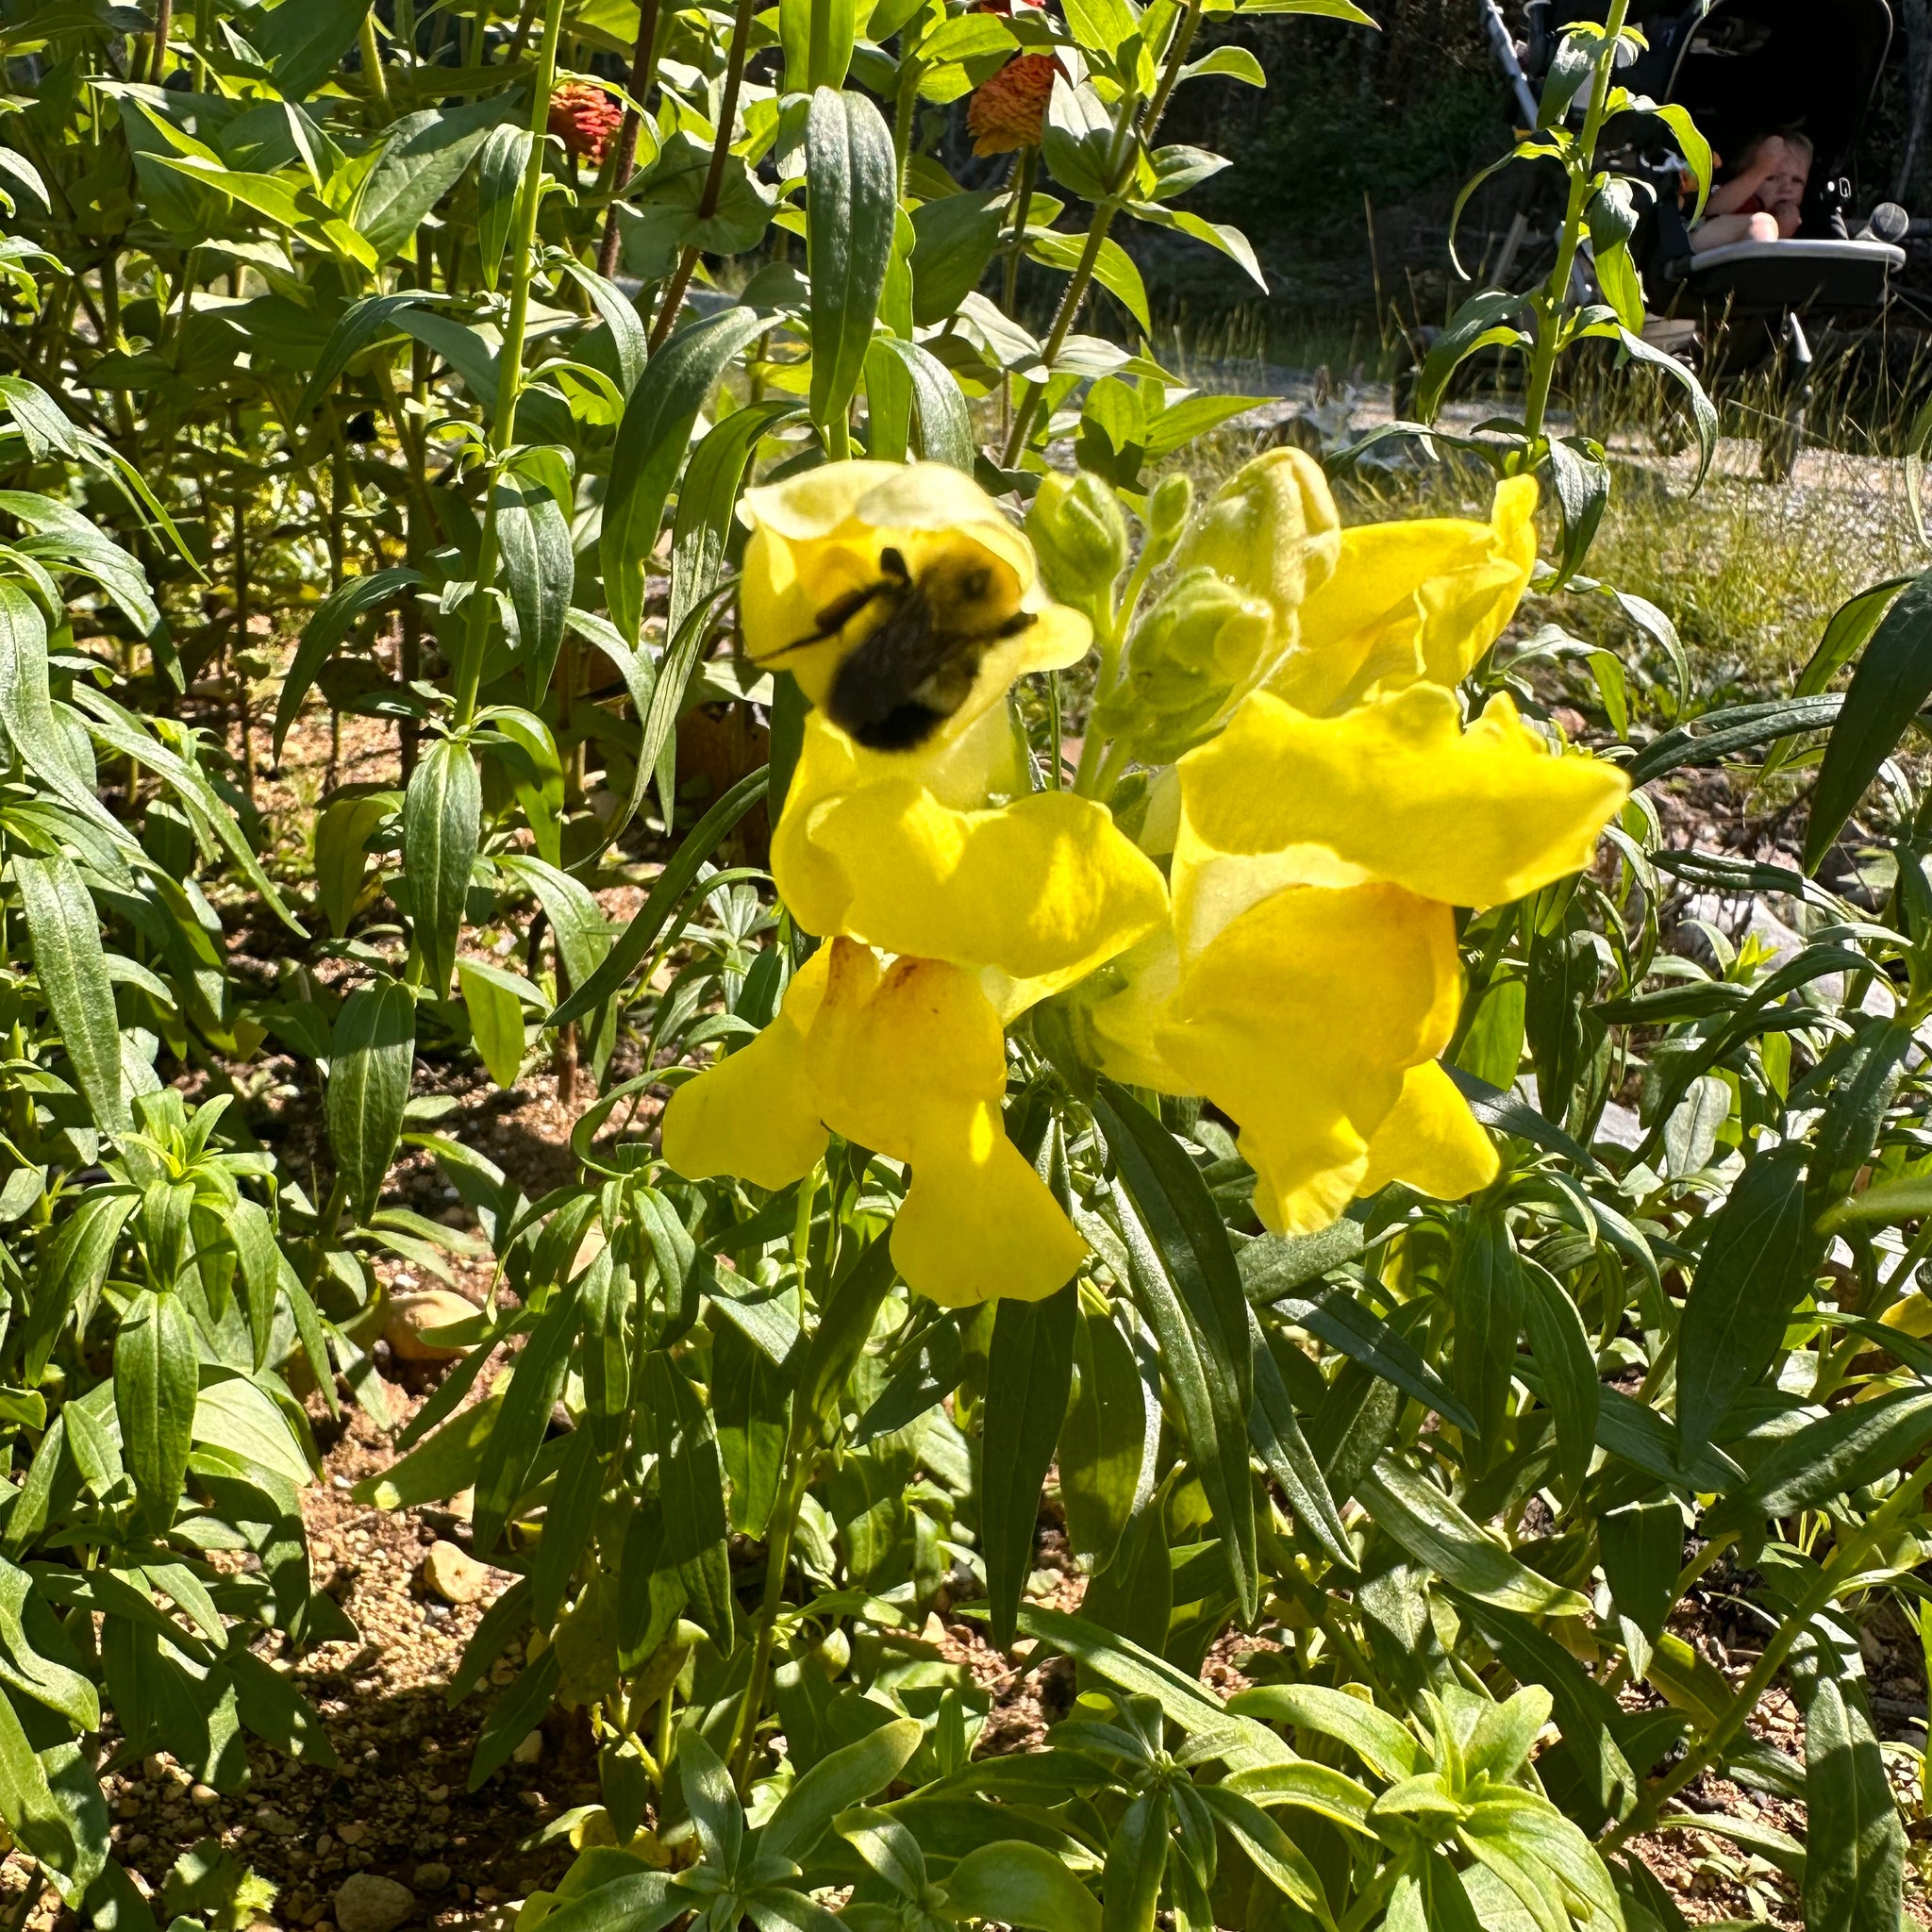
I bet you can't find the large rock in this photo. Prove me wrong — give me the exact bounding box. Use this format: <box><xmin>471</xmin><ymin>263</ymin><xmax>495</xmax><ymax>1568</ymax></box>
<box><xmin>422</xmin><ymin>1541</ymin><xmax>489</xmax><ymax>1606</ymax></box>
<box><xmin>333</xmin><ymin>1874</ymin><xmax>414</xmax><ymax>1932</ymax></box>
<box><xmin>386</xmin><ymin>1291</ymin><xmax>475</xmax><ymax>1362</ymax></box>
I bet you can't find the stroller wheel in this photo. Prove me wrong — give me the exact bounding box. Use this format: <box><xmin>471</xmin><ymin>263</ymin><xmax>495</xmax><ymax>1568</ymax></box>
<box><xmin>1759</xmin><ymin>399</ymin><xmax>1806</xmax><ymax>483</ymax></box>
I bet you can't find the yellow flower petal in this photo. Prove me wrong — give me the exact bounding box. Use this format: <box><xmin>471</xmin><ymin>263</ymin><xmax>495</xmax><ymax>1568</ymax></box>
<box><xmin>775</xmin><ymin>712</ymin><xmax>1171</xmax><ymax>1013</ymax></box>
<box><xmin>1153</xmin><ymin>883</ymin><xmax>1462</xmax><ymax>1236</ymax></box>
<box><xmin>1357</xmin><ymin>1059</ymin><xmax>1500</xmax><ymax>1204</ymax></box>
<box><xmin>739</xmin><ymin>459</ymin><xmax>1090</xmax><ymax>755</ymax></box>
<box><xmin>1174</xmin><ymin>685</ymin><xmax>1627</xmax><ymax>934</ymax></box>
<box><xmin>893</xmin><ymin>1119</ymin><xmax>1090</xmax><ymax>1307</ymax></box>
<box><xmin>659</xmin><ymin>949</ymin><xmax>831</xmax><ymax>1189</ymax></box>
<box><xmin>1077</xmin><ymin>930</ymin><xmax>1191</xmax><ymax>1093</ymax></box>
<box><xmin>804</xmin><ymin>941</ymin><xmax>1086</xmax><ymax>1306</ymax></box>
<box><xmin>1270</xmin><ymin>475</ymin><xmax>1538</xmax><ymax>714</ymax></box>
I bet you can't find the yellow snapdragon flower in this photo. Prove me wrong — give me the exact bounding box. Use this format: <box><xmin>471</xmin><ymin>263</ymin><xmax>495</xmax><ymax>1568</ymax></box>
<box><xmin>1088</xmin><ymin>631</ymin><xmax>1628</xmax><ymax>1236</ymax></box>
<box><xmin>665</xmin><ymin>461</ymin><xmax>1168</xmax><ymax>1306</ymax></box>
<box><xmin>1266</xmin><ymin>475</ymin><xmax>1539</xmax><ymax>716</ymax></box>
<box><xmin>662</xmin><ymin>939</ymin><xmax>1086</xmax><ymax>1307</ymax></box>
<box><xmin>745</xmin><ymin>462</ymin><xmax>1169</xmax><ymax>1018</ymax></box>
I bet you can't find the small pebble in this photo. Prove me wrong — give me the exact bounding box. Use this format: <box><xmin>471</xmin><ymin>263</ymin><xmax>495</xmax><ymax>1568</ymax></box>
<box><xmin>316</xmin><ymin>1835</ymin><xmax>335</xmax><ymax>1857</ymax></box>
<box><xmin>337</xmin><ymin>1823</ymin><xmax>366</xmax><ymax>1846</ymax></box>
<box><xmin>414</xmin><ymin>1864</ymin><xmax>451</xmax><ymax>1891</ymax></box>
<box><xmin>423</xmin><ymin>1542</ymin><xmax>490</xmax><ymax>1606</ymax></box>
<box><xmin>510</xmin><ymin>1732</ymin><xmax>542</xmax><ymax>1765</ymax></box>
<box><xmin>191</xmin><ymin>1783</ymin><xmax>219</xmax><ymax>1806</ymax></box>
<box><xmin>333</xmin><ymin>1875</ymin><xmax>413</xmax><ymax>1932</ymax></box>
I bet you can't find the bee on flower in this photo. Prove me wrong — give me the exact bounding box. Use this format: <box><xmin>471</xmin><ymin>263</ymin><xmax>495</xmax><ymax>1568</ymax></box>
<box><xmin>662</xmin><ymin>453</ymin><xmax>1628</xmax><ymax>1307</ymax></box>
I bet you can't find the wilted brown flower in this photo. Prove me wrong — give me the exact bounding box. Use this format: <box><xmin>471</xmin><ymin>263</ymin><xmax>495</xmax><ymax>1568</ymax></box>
<box><xmin>549</xmin><ymin>82</ymin><xmax>624</xmax><ymax>164</ymax></box>
<box><xmin>966</xmin><ymin>53</ymin><xmax>1058</xmax><ymax>157</ymax></box>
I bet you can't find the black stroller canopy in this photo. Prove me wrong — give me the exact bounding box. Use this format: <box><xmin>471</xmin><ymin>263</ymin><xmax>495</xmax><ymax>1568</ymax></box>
<box><xmin>1665</xmin><ymin>0</ymin><xmax>1891</xmax><ymax>172</ymax></box>
<box><xmin>1544</xmin><ymin>0</ymin><xmax>1892</xmax><ymax>172</ymax></box>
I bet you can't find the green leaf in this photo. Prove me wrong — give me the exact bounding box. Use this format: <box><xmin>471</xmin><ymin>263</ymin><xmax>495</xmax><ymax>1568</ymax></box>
<box><xmin>529</xmin><ymin>1428</ymin><xmax>604</xmax><ymax>1628</ymax></box>
<box><xmin>473</xmin><ymin>1289</ymin><xmax>579</xmax><ymax>1555</ymax></box>
<box><xmin>1807</xmin><ymin>572</ymin><xmax>1932</xmax><ymax>871</ymax></box>
<box><xmin>1613</xmin><ymin>325</ymin><xmax>1717</xmax><ymax>487</ymax></box>
<box><xmin>1033</xmin><ymin>231</ymin><xmax>1151</xmax><ymax>335</ymax></box>
<box><xmin>946</xmin><ymin>1841</ymin><xmax>1101</xmax><ymax>1932</ymax></box>
<box><xmin>781</xmin><ymin>0</ymin><xmax>858</xmax><ymax>92</ymax></box>
<box><xmin>469</xmin><ymin>1646</ymin><xmax>561</xmax><ymax>1790</ymax></box>
<box><xmin>549</xmin><ymin>767</ymin><xmax>768</xmax><ymax>1025</ymax></box>
<box><xmin>763</xmin><ymin>1716</ymin><xmax>922</xmax><ymax>1863</ymax></box>
<box><xmin>1096</xmin><ymin>1086</ymin><xmax>1257</xmax><ymax>1623</ymax></box>
<box><xmin>0</xmin><ymin>1685</ymin><xmax>91</xmax><ymax>1902</ymax></box>
<box><xmin>910</xmin><ymin>191</ymin><xmax>1003</xmax><ymax>326</ymax></box>
<box><xmin>1448</xmin><ymin>1206</ymin><xmax>1522</xmax><ymax>1473</ymax></box>
<box><xmin>458</xmin><ymin>958</ymin><xmax>535</xmax><ymax>1090</ymax></box>
<box><xmin>1060</xmin><ymin>1302</ymin><xmax>1149</xmax><ymax>1575</ymax></box>
<box><xmin>669</xmin><ymin>400</ymin><xmax>804</xmax><ymax>641</ymax></box>
<box><xmin>325</xmin><ymin>975</ymin><xmax>417</xmax><ymax>1226</ymax></box>
<box><xmin>496</xmin><ymin>481</ymin><xmax>575</xmax><ymax>701</ymax></box>
<box><xmin>475</xmin><ymin>125</ymin><xmax>532</xmax><ymax>291</ymax></box>
<box><xmin>354</xmin><ymin>1391</ymin><xmax>505</xmax><ymax>1510</ymax></box>
<box><xmin>1709</xmin><ymin>1388</ymin><xmax>1932</xmax><ymax>1532</ymax></box>
<box><xmin>1520</xmin><ymin>1262</ymin><xmax>1597</xmax><ymax>1500</ymax></box>
<box><xmin>1100</xmin><ymin>1788</ymin><xmax>1168</xmax><ymax>1932</ymax></box>
<box><xmin>1356</xmin><ymin>1456</ymin><xmax>1591</xmax><ymax>1618</ymax></box>
<box><xmin>1237</xmin><ymin>1222</ymin><xmax>1363</xmax><ymax>1304</ymax></box>
<box><xmin>601</xmin><ymin>308</ymin><xmax>769</xmax><ymax>644</ymax></box>
<box><xmin>403</xmin><ymin>736</ymin><xmax>481</xmax><ymax>1000</ymax></box>
<box><xmin>313</xmin><ymin>790</ymin><xmax>397</xmax><ymax>938</ymax></box>
<box><xmin>1229</xmin><ymin>1681</ymin><xmax>1421</xmax><ymax>1781</ymax></box>
<box><xmin>254</xmin><ymin>0</ymin><xmax>374</xmax><ymax>98</ymax></box>
<box><xmin>1599</xmin><ymin>1496</ymin><xmax>1681</xmax><ymax>1642</ymax></box>
<box><xmin>0</xmin><ymin>584</ymin><xmax>132</xmax><ymax>851</ymax></box>
<box><xmin>116</xmin><ymin>1289</ymin><xmax>196</xmax><ymax>1528</ymax></box>
<box><xmin>868</xmin><ymin>335</ymin><xmax>974</xmax><ymax>470</ymax></box>
<box><xmin>807</xmin><ymin>88</ymin><xmax>897</xmax><ymax>437</ymax></box>
<box><xmin>983</xmin><ymin>1283</ymin><xmax>1078</xmax><ymax>1648</ymax></box>
<box><xmin>1674</xmin><ymin>1143</ymin><xmax>1813</xmax><ymax>1468</ymax></box>
<box><xmin>16</xmin><ymin>853</ymin><xmax>126</xmax><ymax>1138</ymax></box>
<box><xmin>273</xmin><ymin>568</ymin><xmax>422</xmax><ymax>759</ymax></box>
<box><xmin>1247</xmin><ymin>1310</ymin><xmax>1354</xmax><ymax>1571</ymax></box>
<box><xmin>358</xmin><ymin>95</ymin><xmax>515</xmax><ymax>261</ymax></box>
<box><xmin>1791</xmin><ymin>1625</ymin><xmax>1904</xmax><ymax>1932</ymax></box>
<box><xmin>645</xmin><ymin>1353</ymin><xmax>735</xmax><ymax>1646</ymax></box>
<box><xmin>1794</xmin><ymin>575</ymin><xmax>1918</xmax><ymax>701</ymax></box>
<box><xmin>1416</xmin><ymin>290</ymin><xmax>1527</xmax><ymax>418</ymax></box>
<box><xmin>24</xmin><ymin>1190</ymin><xmax>134</xmax><ymax>1385</ymax></box>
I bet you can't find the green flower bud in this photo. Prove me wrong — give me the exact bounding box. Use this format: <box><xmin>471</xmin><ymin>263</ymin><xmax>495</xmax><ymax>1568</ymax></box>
<box><xmin>1026</xmin><ymin>470</ymin><xmax>1128</xmax><ymax>601</ymax></box>
<box><xmin>1171</xmin><ymin>446</ymin><xmax>1341</xmax><ymax>628</ymax></box>
<box><xmin>1143</xmin><ymin>472</ymin><xmax>1194</xmax><ymax>568</ymax></box>
<box><xmin>1093</xmin><ymin>566</ymin><xmax>1276</xmax><ymax>762</ymax></box>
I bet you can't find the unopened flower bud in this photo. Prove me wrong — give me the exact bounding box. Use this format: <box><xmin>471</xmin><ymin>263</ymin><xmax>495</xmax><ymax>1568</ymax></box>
<box><xmin>1172</xmin><ymin>447</ymin><xmax>1341</xmax><ymax>627</ymax></box>
<box><xmin>1093</xmin><ymin>567</ymin><xmax>1275</xmax><ymax>761</ymax></box>
<box><xmin>1026</xmin><ymin>471</ymin><xmax>1127</xmax><ymax>602</ymax></box>
<box><xmin>1143</xmin><ymin>473</ymin><xmax>1193</xmax><ymax>566</ymax></box>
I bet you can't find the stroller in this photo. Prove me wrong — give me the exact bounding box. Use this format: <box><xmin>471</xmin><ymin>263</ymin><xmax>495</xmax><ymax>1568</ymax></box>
<box><xmin>1477</xmin><ymin>0</ymin><xmax>1907</xmax><ymax>478</ymax></box>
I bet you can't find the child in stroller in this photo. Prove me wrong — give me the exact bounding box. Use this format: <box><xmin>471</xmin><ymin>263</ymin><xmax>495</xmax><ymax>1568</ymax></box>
<box><xmin>1690</xmin><ymin>128</ymin><xmax>1813</xmax><ymax>251</ymax></box>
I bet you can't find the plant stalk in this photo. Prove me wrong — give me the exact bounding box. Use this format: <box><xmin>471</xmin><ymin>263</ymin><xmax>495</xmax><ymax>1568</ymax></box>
<box><xmin>597</xmin><ymin>0</ymin><xmax>662</xmax><ymax>280</ymax></box>
<box><xmin>647</xmin><ymin>0</ymin><xmax>757</xmax><ymax>354</ymax></box>
<box><xmin>453</xmin><ymin>0</ymin><xmax>569</xmax><ymax>730</ymax></box>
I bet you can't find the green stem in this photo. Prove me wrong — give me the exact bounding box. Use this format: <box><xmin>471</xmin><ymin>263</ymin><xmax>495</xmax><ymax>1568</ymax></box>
<box><xmin>1520</xmin><ymin>0</ymin><xmax>1629</xmax><ymax>449</ymax></box>
<box><xmin>1604</xmin><ymin>1466</ymin><xmax>1932</xmax><ymax>1850</ymax></box>
<box><xmin>1001</xmin><ymin>0</ymin><xmax>1202</xmax><ymax>466</ymax></box>
<box><xmin>358</xmin><ymin>10</ymin><xmax>392</xmax><ymax>119</ymax></box>
<box><xmin>727</xmin><ymin>1440</ymin><xmax>812</xmax><ymax>1793</ymax></box>
<box><xmin>647</xmin><ymin>0</ymin><xmax>756</xmax><ymax>353</ymax></box>
<box><xmin>596</xmin><ymin>0</ymin><xmax>662</xmax><ymax>281</ymax></box>
<box><xmin>452</xmin><ymin>0</ymin><xmax>568</xmax><ymax>729</ymax></box>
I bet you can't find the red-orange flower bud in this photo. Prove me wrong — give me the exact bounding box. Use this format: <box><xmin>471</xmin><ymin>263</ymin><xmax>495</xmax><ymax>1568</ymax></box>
<box><xmin>966</xmin><ymin>53</ymin><xmax>1058</xmax><ymax>157</ymax></box>
<box><xmin>549</xmin><ymin>82</ymin><xmax>624</xmax><ymax>164</ymax></box>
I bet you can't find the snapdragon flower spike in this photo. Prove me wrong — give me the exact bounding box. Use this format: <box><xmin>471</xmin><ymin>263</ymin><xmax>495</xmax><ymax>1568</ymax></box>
<box><xmin>1084</xmin><ymin>461</ymin><xmax>1628</xmax><ymax>1235</ymax></box>
<box><xmin>664</xmin><ymin>462</ymin><xmax>1167</xmax><ymax>1307</ymax></box>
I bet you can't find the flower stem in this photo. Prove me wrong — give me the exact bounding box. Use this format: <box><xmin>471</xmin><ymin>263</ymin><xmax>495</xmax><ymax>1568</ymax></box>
<box><xmin>1000</xmin><ymin>0</ymin><xmax>1202</xmax><ymax>467</ymax></box>
<box><xmin>1521</xmin><ymin>0</ymin><xmax>1629</xmax><ymax>451</ymax></box>
<box><xmin>648</xmin><ymin>0</ymin><xmax>757</xmax><ymax>353</ymax></box>
<box><xmin>597</xmin><ymin>0</ymin><xmax>662</xmax><ymax>280</ymax></box>
<box><xmin>452</xmin><ymin>0</ymin><xmax>567</xmax><ymax>729</ymax></box>
<box><xmin>727</xmin><ymin>1428</ymin><xmax>812</xmax><ymax>1795</ymax></box>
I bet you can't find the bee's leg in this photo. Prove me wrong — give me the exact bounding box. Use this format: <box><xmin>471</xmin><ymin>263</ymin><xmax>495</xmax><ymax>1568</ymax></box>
<box><xmin>994</xmin><ymin>610</ymin><xmax>1038</xmax><ymax>639</ymax></box>
<box><xmin>879</xmin><ymin>546</ymin><xmax>910</xmax><ymax>580</ymax></box>
<box><xmin>764</xmin><ymin>581</ymin><xmax>890</xmax><ymax>658</ymax></box>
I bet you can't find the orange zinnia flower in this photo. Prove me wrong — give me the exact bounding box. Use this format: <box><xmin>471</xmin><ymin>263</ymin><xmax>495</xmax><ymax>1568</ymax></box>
<box><xmin>967</xmin><ymin>53</ymin><xmax>1058</xmax><ymax>157</ymax></box>
<box><xmin>549</xmin><ymin>82</ymin><xmax>625</xmax><ymax>164</ymax></box>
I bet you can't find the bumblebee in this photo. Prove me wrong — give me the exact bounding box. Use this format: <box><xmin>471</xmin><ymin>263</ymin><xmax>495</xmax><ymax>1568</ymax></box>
<box><xmin>772</xmin><ymin>544</ymin><xmax>1037</xmax><ymax>751</ymax></box>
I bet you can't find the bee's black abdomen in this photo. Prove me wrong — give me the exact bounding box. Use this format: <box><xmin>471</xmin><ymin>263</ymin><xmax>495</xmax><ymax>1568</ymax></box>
<box><xmin>850</xmin><ymin>703</ymin><xmax>947</xmax><ymax>751</ymax></box>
